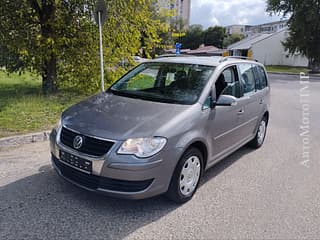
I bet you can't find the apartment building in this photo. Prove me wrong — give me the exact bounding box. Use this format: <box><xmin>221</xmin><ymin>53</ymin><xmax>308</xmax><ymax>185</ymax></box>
<box><xmin>225</xmin><ymin>25</ymin><xmax>250</xmax><ymax>35</ymax></box>
<box><xmin>157</xmin><ymin>0</ymin><xmax>191</xmax><ymax>29</ymax></box>
<box><xmin>226</xmin><ymin>20</ymin><xmax>288</xmax><ymax>37</ymax></box>
<box><xmin>246</xmin><ymin>20</ymin><xmax>288</xmax><ymax>37</ymax></box>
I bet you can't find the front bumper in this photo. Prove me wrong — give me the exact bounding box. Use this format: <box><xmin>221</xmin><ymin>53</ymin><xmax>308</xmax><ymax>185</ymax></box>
<box><xmin>50</xmin><ymin>129</ymin><xmax>181</xmax><ymax>200</ymax></box>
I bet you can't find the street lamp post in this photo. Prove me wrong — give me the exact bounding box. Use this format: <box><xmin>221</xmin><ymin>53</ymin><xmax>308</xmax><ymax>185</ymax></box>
<box><xmin>98</xmin><ymin>11</ymin><xmax>104</xmax><ymax>92</ymax></box>
<box><xmin>94</xmin><ymin>0</ymin><xmax>107</xmax><ymax>92</ymax></box>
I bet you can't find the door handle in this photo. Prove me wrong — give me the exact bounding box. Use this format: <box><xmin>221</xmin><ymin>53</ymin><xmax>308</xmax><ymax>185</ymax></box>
<box><xmin>237</xmin><ymin>109</ymin><xmax>245</xmax><ymax>115</ymax></box>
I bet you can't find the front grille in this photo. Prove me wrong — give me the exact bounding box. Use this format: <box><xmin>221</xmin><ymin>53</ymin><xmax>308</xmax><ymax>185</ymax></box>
<box><xmin>52</xmin><ymin>155</ymin><xmax>153</xmax><ymax>192</ymax></box>
<box><xmin>60</xmin><ymin>127</ymin><xmax>114</xmax><ymax>157</ymax></box>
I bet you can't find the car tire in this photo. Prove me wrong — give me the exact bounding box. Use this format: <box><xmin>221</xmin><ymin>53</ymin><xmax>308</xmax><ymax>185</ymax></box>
<box><xmin>249</xmin><ymin>116</ymin><xmax>268</xmax><ymax>148</ymax></box>
<box><xmin>165</xmin><ymin>147</ymin><xmax>203</xmax><ymax>203</ymax></box>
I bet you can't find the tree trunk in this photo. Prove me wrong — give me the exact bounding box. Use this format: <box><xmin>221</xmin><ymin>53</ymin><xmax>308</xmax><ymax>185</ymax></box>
<box><xmin>42</xmin><ymin>54</ymin><xmax>57</xmax><ymax>94</ymax></box>
<box><xmin>309</xmin><ymin>59</ymin><xmax>320</xmax><ymax>73</ymax></box>
<box><xmin>38</xmin><ymin>0</ymin><xmax>57</xmax><ymax>94</ymax></box>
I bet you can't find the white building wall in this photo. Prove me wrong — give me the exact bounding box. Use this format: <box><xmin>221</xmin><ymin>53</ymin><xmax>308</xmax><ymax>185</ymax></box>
<box><xmin>252</xmin><ymin>30</ymin><xmax>308</xmax><ymax>67</ymax></box>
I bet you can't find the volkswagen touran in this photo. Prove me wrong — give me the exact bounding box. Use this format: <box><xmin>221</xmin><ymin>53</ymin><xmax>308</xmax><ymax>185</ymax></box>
<box><xmin>50</xmin><ymin>56</ymin><xmax>270</xmax><ymax>203</ymax></box>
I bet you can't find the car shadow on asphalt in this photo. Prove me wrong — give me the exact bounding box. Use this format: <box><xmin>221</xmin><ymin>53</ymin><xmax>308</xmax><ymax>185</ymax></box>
<box><xmin>200</xmin><ymin>146</ymin><xmax>253</xmax><ymax>186</ymax></box>
<box><xmin>0</xmin><ymin>146</ymin><xmax>253</xmax><ymax>240</ymax></box>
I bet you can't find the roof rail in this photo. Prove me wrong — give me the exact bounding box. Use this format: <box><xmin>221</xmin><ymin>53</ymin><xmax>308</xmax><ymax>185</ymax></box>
<box><xmin>220</xmin><ymin>56</ymin><xmax>259</xmax><ymax>63</ymax></box>
<box><xmin>155</xmin><ymin>54</ymin><xmax>194</xmax><ymax>59</ymax></box>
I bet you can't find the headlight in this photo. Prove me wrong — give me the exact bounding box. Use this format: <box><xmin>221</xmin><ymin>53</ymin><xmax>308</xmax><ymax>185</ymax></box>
<box><xmin>118</xmin><ymin>137</ymin><xmax>167</xmax><ymax>158</ymax></box>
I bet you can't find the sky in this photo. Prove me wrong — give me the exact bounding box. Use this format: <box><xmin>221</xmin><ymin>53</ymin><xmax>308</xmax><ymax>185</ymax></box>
<box><xmin>190</xmin><ymin>0</ymin><xmax>286</xmax><ymax>28</ymax></box>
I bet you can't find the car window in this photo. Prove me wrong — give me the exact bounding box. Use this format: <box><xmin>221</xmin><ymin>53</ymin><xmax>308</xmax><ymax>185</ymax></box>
<box><xmin>222</xmin><ymin>68</ymin><xmax>233</xmax><ymax>83</ymax></box>
<box><xmin>126</xmin><ymin>67</ymin><xmax>158</xmax><ymax>90</ymax></box>
<box><xmin>239</xmin><ymin>64</ymin><xmax>256</xmax><ymax>95</ymax></box>
<box><xmin>216</xmin><ymin>67</ymin><xmax>241</xmax><ymax>99</ymax></box>
<box><xmin>165</xmin><ymin>68</ymin><xmax>186</xmax><ymax>87</ymax></box>
<box><xmin>252</xmin><ymin>65</ymin><xmax>268</xmax><ymax>90</ymax></box>
<box><xmin>253</xmin><ymin>65</ymin><xmax>261</xmax><ymax>90</ymax></box>
<box><xmin>111</xmin><ymin>62</ymin><xmax>215</xmax><ymax>105</ymax></box>
<box><xmin>257</xmin><ymin>66</ymin><xmax>268</xmax><ymax>89</ymax></box>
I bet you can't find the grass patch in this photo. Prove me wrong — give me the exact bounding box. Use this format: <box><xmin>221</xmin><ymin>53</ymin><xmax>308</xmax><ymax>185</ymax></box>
<box><xmin>266</xmin><ymin>65</ymin><xmax>309</xmax><ymax>74</ymax></box>
<box><xmin>0</xmin><ymin>71</ymin><xmax>88</xmax><ymax>138</ymax></box>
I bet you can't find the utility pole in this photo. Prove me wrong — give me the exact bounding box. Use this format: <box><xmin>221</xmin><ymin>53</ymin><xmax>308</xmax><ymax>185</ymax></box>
<box><xmin>94</xmin><ymin>0</ymin><xmax>107</xmax><ymax>92</ymax></box>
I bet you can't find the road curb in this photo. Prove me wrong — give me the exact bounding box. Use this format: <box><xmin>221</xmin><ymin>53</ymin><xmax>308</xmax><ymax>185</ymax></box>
<box><xmin>0</xmin><ymin>130</ymin><xmax>51</xmax><ymax>148</ymax></box>
<box><xmin>267</xmin><ymin>71</ymin><xmax>320</xmax><ymax>78</ymax></box>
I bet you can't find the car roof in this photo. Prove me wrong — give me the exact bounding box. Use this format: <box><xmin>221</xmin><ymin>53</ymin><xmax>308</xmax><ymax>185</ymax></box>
<box><xmin>150</xmin><ymin>56</ymin><xmax>261</xmax><ymax>68</ymax></box>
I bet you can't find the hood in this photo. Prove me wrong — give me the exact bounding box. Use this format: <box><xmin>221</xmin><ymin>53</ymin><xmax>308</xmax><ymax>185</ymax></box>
<box><xmin>62</xmin><ymin>92</ymin><xmax>190</xmax><ymax>140</ymax></box>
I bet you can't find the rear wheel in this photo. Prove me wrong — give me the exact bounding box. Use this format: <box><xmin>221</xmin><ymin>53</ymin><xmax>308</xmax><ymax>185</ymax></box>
<box><xmin>249</xmin><ymin>117</ymin><xmax>268</xmax><ymax>148</ymax></box>
<box><xmin>165</xmin><ymin>148</ymin><xmax>203</xmax><ymax>203</ymax></box>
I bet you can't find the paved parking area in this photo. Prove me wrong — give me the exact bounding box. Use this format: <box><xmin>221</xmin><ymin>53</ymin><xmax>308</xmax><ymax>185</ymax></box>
<box><xmin>0</xmin><ymin>74</ymin><xmax>320</xmax><ymax>239</ymax></box>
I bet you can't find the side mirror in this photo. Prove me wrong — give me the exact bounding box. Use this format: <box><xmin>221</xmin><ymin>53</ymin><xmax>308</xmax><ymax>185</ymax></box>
<box><xmin>211</xmin><ymin>95</ymin><xmax>238</xmax><ymax>108</ymax></box>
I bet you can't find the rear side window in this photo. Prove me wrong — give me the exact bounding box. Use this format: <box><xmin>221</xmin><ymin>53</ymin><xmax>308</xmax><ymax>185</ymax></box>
<box><xmin>238</xmin><ymin>64</ymin><xmax>256</xmax><ymax>95</ymax></box>
<box><xmin>256</xmin><ymin>66</ymin><xmax>268</xmax><ymax>89</ymax></box>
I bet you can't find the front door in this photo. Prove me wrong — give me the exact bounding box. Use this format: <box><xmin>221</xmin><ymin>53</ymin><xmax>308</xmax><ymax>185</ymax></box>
<box><xmin>209</xmin><ymin>66</ymin><xmax>247</xmax><ymax>160</ymax></box>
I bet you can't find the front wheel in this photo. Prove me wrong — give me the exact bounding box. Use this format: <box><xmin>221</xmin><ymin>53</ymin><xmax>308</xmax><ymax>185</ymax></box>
<box><xmin>165</xmin><ymin>148</ymin><xmax>203</xmax><ymax>203</ymax></box>
<box><xmin>249</xmin><ymin>117</ymin><xmax>268</xmax><ymax>148</ymax></box>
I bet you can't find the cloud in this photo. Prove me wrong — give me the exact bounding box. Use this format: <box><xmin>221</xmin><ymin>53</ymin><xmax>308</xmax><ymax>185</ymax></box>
<box><xmin>190</xmin><ymin>0</ymin><xmax>284</xmax><ymax>28</ymax></box>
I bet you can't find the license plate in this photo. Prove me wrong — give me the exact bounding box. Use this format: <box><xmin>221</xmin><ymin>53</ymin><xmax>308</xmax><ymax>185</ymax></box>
<box><xmin>59</xmin><ymin>150</ymin><xmax>92</xmax><ymax>173</ymax></box>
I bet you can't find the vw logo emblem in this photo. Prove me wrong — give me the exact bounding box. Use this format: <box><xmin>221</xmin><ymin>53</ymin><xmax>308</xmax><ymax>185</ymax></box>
<box><xmin>73</xmin><ymin>135</ymin><xmax>83</xmax><ymax>149</ymax></box>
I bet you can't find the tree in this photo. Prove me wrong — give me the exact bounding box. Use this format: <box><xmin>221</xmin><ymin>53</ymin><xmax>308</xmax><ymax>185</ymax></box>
<box><xmin>267</xmin><ymin>0</ymin><xmax>320</xmax><ymax>72</ymax></box>
<box><xmin>223</xmin><ymin>33</ymin><xmax>244</xmax><ymax>48</ymax></box>
<box><xmin>0</xmin><ymin>0</ymin><xmax>165</xmax><ymax>93</ymax></box>
<box><xmin>180</xmin><ymin>25</ymin><xmax>228</xmax><ymax>50</ymax></box>
<box><xmin>203</xmin><ymin>26</ymin><xmax>226</xmax><ymax>48</ymax></box>
<box><xmin>150</xmin><ymin>3</ymin><xmax>175</xmax><ymax>56</ymax></box>
<box><xmin>180</xmin><ymin>24</ymin><xmax>204</xmax><ymax>50</ymax></box>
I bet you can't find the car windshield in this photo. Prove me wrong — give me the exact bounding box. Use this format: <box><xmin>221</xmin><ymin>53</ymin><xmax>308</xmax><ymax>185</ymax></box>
<box><xmin>110</xmin><ymin>62</ymin><xmax>215</xmax><ymax>105</ymax></box>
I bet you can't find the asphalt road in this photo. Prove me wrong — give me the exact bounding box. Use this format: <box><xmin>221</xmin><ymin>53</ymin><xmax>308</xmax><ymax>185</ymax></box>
<box><xmin>1</xmin><ymin>73</ymin><xmax>320</xmax><ymax>240</ymax></box>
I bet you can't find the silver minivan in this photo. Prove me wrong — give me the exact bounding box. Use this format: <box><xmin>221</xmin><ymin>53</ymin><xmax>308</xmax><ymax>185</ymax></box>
<box><xmin>50</xmin><ymin>56</ymin><xmax>270</xmax><ymax>203</ymax></box>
